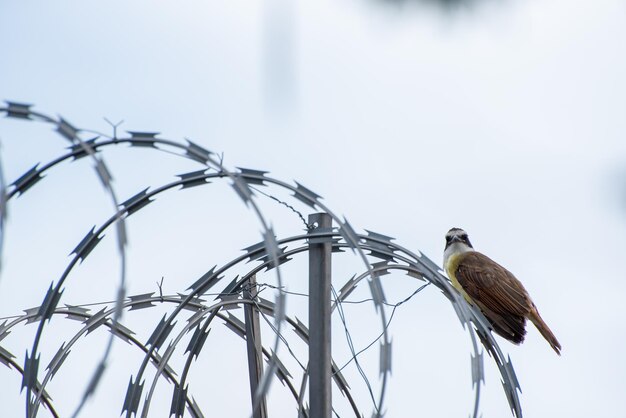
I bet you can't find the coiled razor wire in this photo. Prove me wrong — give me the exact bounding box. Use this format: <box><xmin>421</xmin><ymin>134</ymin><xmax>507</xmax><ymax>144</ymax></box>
<box><xmin>0</xmin><ymin>102</ymin><xmax>523</xmax><ymax>418</ymax></box>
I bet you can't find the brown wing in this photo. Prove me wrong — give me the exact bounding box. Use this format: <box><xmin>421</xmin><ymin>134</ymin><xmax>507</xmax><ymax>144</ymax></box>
<box><xmin>455</xmin><ymin>252</ymin><xmax>532</xmax><ymax>344</ymax></box>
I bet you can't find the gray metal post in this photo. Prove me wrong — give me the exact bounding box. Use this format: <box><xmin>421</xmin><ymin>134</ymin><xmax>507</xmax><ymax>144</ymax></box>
<box><xmin>308</xmin><ymin>212</ymin><xmax>332</xmax><ymax>418</ymax></box>
<box><xmin>244</xmin><ymin>274</ymin><xmax>268</xmax><ymax>418</ymax></box>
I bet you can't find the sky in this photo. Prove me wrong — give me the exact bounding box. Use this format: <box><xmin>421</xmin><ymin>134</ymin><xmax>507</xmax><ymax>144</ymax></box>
<box><xmin>1</xmin><ymin>0</ymin><xmax>626</xmax><ymax>417</ymax></box>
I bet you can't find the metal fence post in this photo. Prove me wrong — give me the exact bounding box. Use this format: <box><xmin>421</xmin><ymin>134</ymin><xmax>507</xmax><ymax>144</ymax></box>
<box><xmin>244</xmin><ymin>274</ymin><xmax>268</xmax><ymax>418</ymax></box>
<box><xmin>308</xmin><ymin>212</ymin><xmax>332</xmax><ymax>418</ymax></box>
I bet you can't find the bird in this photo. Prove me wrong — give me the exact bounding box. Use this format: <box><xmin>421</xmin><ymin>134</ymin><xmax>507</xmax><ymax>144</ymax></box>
<box><xmin>443</xmin><ymin>227</ymin><xmax>561</xmax><ymax>355</ymax></box>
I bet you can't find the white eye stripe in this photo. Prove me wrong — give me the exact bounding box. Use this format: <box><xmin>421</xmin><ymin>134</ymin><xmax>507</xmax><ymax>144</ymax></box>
<box><xmin>446</xmin><ymin>230</ymin><xmax>467</xmax><ymax>238</ymax></box>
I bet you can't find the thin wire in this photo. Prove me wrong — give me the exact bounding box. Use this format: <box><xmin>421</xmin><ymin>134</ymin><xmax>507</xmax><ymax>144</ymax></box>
<box><xmin>253</xmin><ymin>300</ymin><xmax>307</xmax><ymax>371</ymax></box>
<box><xmin>250</xmin><ymin>185</ymin><xmax>313</xmax><ymax>231</ymax></box>
<box><xmin>331</xmin><ymin>284</ymin><xmax>379</xmax><ymax>414</ymax></box>
<box><xmin>259</xmin><ymin>281</ymin><xmax>428</xmax><ymax>309</ymax></box>
<box><xmin>252</xmin><ymin>289</ymin><xmax>343</xmax><ymax>418</ymax></box>
<box><xmin>334</xmin><ymin>282</ymin><xmax>431</xmax><ymax>375</ymax></box>
<box><xmin>254</xmin><ymin>282</ymin><xmax>310</xmax><ymax>299</ymax></box>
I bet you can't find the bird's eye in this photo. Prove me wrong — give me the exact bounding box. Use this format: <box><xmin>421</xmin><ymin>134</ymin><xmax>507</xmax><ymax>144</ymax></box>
<box><xmin>445</xmin><ymin>236</ymin><xmax>451</xmax><ymax>243</ymax></box>
<box><xmin>461</xmin><ymin>234</ymin><xmax>468</xmax><ymax>240</ymax></box>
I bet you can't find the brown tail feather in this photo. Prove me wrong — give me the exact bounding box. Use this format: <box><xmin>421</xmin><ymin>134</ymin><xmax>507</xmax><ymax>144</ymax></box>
<box><xmin>529</xmin><ymin>307</ymin><xmax>561</xmax><ymax>355</ymax></box>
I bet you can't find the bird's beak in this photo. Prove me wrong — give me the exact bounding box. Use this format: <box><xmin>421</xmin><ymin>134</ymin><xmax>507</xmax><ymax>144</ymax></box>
<box><xmin>450</xmin><ymin>236</ymin><xmax>462</xmax><ymax>243</ymax></box>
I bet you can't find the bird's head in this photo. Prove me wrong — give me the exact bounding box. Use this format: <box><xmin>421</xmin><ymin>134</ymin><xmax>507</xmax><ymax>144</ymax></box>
<box><xmin>445</xmin><ymin>227</ymin><xmax>473</xmax><ymax>250</ymax></box>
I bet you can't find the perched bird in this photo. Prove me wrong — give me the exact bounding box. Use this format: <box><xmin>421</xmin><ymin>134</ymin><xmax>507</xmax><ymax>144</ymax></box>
<box><xmin>443</xmin><ymin>227</ymin><xmax>561</xmax><ymax>355</ymax></box>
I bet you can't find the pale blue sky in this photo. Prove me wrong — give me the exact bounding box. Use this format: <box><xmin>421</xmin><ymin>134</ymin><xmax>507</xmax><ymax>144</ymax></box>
<box><xmin>1</xmin><ymin>1</ymin><xmax>625</xmax><ymax>417</ymax></box>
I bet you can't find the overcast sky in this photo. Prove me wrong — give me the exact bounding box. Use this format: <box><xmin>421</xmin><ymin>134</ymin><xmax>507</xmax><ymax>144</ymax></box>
<box><xmin>1</xmin><ymin>1</ymin><xmax>625</xmax><ymax>417</ymax></box>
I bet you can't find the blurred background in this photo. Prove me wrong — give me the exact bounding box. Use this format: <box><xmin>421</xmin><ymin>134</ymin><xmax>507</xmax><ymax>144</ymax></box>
<box><xmin>1</xmin><ymin>0</ymin><xmax>625</xmax><ymax>417</ymax></box>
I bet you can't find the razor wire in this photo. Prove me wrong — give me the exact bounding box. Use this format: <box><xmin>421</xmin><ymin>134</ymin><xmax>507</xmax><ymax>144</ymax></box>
<box><xmin>0</xmin><ymin>101</ymin><xmax>388</xmax><ymax>416</ymax></box>
<box><xmin>1</xmin><ymin>101</ymin><xmax>296</xmax><ymax>418</ymax></box>
<box><xmin>0</xmin><ymin>137</ymin><xmax>6</xmax><ymax>276</ymax></box>
<box><xmin>2</xmin><ymin>102</ymin><xmax>130</xmax><ymax>418</ymax></box>
<box><xmin>0</xmin><ymin>102</ymin><xmax>523</xmax><ymax>418</ymax></box>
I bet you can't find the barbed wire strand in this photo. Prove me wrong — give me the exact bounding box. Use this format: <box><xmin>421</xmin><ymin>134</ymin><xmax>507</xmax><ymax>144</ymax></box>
<box><xmin>250</xmin><ymin>185</ymin><xmax>313</xmax><ymax>231</ymax></box>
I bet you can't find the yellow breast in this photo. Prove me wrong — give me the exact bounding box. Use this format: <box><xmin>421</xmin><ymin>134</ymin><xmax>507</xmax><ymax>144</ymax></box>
<box><xmin>444</xmin><ymin>252</ymin><xmax>474</xmax><ymax>304</ymax></box>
